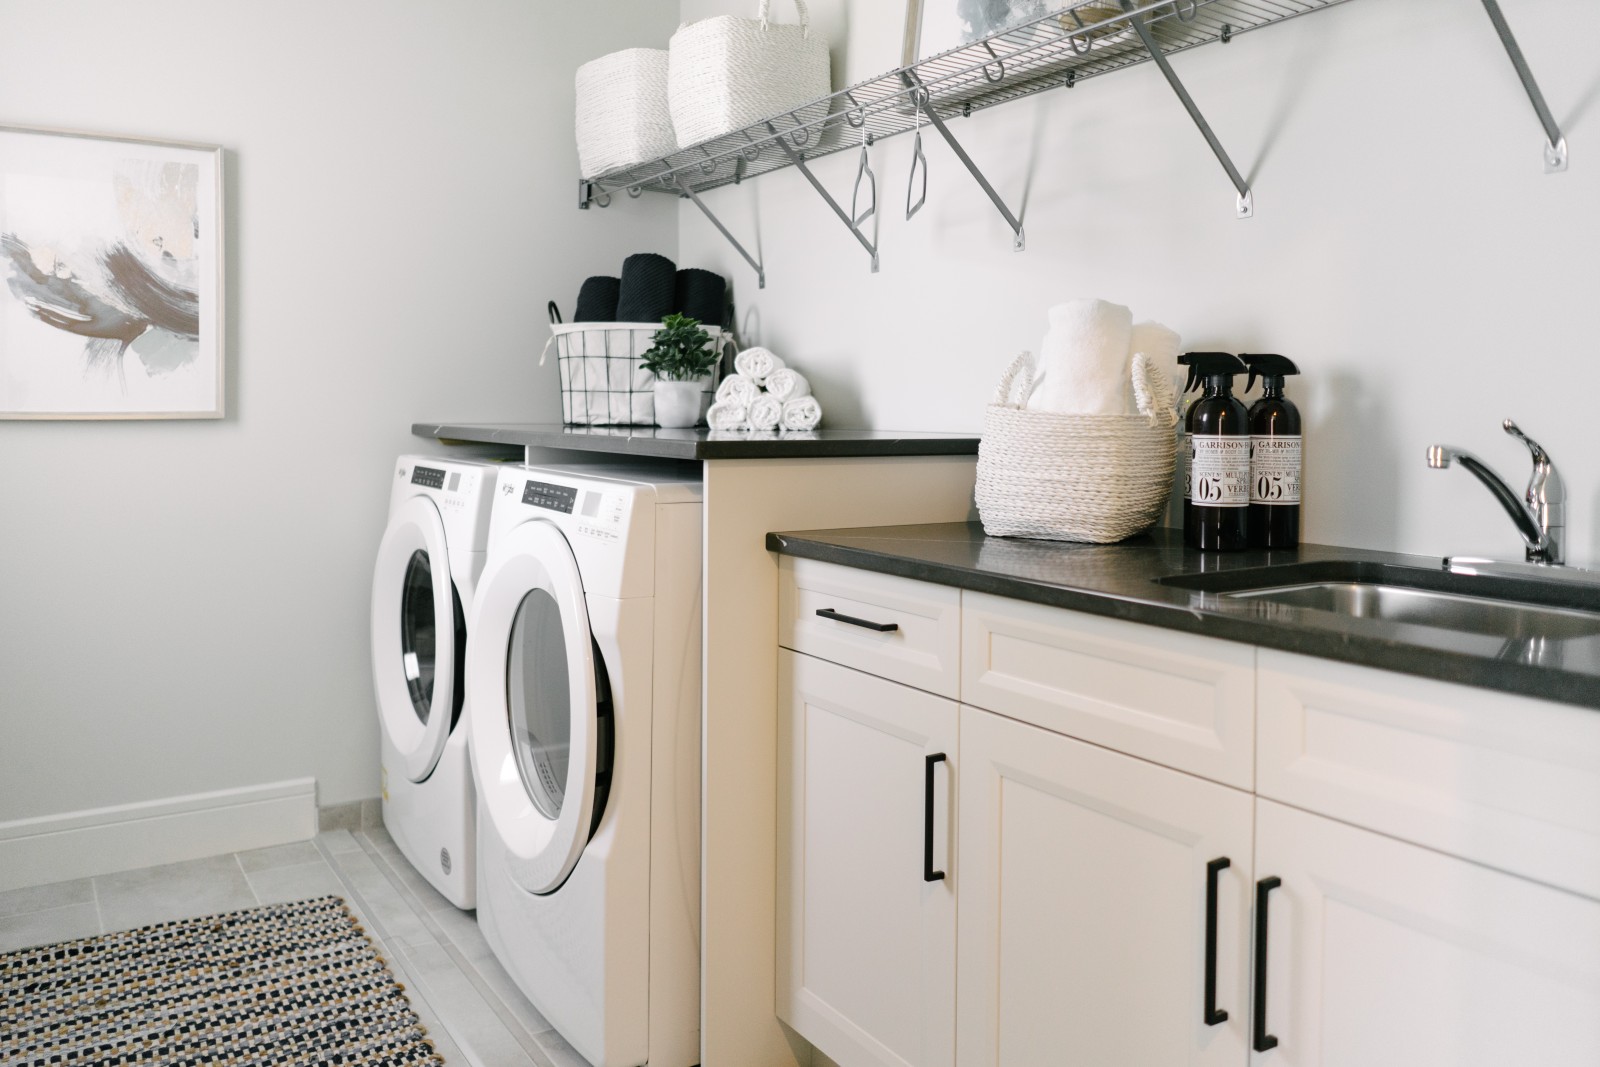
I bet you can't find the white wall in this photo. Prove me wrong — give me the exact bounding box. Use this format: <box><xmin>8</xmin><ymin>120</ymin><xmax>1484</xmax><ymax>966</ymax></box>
<box><xmin>0</xmin><ymin>0</ymin><xmax>677</xmax><ymax>825</ymax></box>
<box><xmin>676</xmin><ymin>0</ymin><xmax>1600</xmax><ymax>567</ymax></box>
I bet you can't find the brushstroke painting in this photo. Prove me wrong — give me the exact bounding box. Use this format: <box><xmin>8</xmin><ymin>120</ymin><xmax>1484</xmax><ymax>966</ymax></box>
<box><xmin>0</xmin><ymin>128</ymin><xmax>222</xmax><ymax>419</ymax></box>
<box><xmin>905</xmin><ymin>0</ymin><xmax>1059</xmax><ymax>63</ymax></box>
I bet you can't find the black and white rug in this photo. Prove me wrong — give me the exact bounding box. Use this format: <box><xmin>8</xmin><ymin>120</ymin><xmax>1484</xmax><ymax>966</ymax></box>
<box><xmin>0</xmin><ymin>894</ymin><xmax>443</xmax><ymax>1066</ymax></box>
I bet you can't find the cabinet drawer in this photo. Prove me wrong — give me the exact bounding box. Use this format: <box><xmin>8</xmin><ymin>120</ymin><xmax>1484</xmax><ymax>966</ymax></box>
<box><xmin>780</xmin><ymin>557</ymin><xmax>961</xmax><ymax>698</ymax></box>
<box><xmin>961</xmin><ymin>592</ymin><xmax>1256</xmax><ymax>788</ymax></box>
<box><xmin>1258</xmin><ymin>650</ymin><xmax>1600</xmax><ymax>901</ymax></box>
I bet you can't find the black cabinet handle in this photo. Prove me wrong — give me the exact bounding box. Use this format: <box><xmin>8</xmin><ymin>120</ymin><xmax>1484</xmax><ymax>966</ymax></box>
<box><xmin>1253</xmin><ymin>876</ymin><xmax>1282</xmax><ymax>1052</ymax></box>
<box><xmin>1204</xmin><ymin>857</ymin><xmax>1231</xmax><ymax>1026</ymax></box>
<box><xmin>923</xmin><ymin>753</ymin><xmax>946</xmax><ymax>882</ymax></box>
<box><xmin>816</xmin><ymin>608</ymin><xmax>898</xmax><ymax>633</ymax></box>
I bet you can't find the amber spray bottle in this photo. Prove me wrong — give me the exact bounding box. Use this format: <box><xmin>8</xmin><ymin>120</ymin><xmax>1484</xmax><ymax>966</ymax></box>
<box><xmin>1178</xmin><ymin>352</ymin><xmax>1250</xmax><ymax>551</ymax></box>
<box><xmin>1240</xmin><ymin>354</ymin><xmax>1302</xmax><ymax>549</ymax></box>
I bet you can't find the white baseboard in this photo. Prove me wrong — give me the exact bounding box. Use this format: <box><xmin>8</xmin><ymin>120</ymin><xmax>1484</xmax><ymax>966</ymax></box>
<box><xmin>0</xmin><ymin>778</ymin><xmax>318</xmax><ymax>892</ymax></box>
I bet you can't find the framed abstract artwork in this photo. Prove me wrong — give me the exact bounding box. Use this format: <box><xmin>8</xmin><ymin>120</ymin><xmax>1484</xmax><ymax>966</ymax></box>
<box><xmin>903</xmin><ymin>0</ymin><xmax>1070</xmax><ymax>65</ymax></box>
<box><xmin>0</xmin><ymin>125</ymin><xmax>224</xmax><ymax>419</ymax></box>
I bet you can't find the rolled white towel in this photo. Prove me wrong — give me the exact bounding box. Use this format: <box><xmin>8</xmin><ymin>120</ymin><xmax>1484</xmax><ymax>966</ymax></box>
<box><xmin>715</xmin><ymin>373</ymin><xmax>761</xmax><ymax>407</ymax></box>
<box><xmin>1025</xmin><ymin>298</ymin><xmax>1134</xmax><ymax>416</ymax></box>
<box><xmin>747</xmin><ymin>393</ymin><xmax>783</xmax><ymax>431</ymax></box>
<box><xmin>780</xmin><ymin>394</ymin><xmax>822</xmax><ymax>432</ymax></box>
<box><xmin>734</xmin><ymin>346</ymin><xmax>785</xmax><ymax>385</ymax></box>
<box><xmin>706</xmin><ymin>400</ymin><xmax>749</xmax><ymax>432</ymax></box>
<box><xmin>1126</xmin><ymin>321</ymin><xmax>1181</xmax><ymax>416</ymax></box>
<box><xmin>763</xmin><ymin>367</ymin><xmax>810</xmax><ymax>404</ymax></box>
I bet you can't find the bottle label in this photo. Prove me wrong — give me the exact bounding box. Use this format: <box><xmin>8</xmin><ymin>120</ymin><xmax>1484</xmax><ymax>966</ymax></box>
<box><xmin>1251</xmin><ymin>435</ymin><xmax>1302</xmax><ymax>504</ymax></box>
<box><xmin>1189</xmin><ymin>436</ymin><xmax>1250</xmax><ymax>507</ymax></box>
<box><xmin>1181</xmin><ymin>434</ymin><xmax>1190</xmax><ymax>501</ymax></box>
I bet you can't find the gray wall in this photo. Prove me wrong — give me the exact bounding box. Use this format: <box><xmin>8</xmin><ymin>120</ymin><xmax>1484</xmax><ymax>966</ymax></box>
<box><xmin>677</xmin><ymin>0</ymin><xmax>1600</xmax><ymax>567</ymax></box>
<box><xmin>0</xmin><ymin>1</ymin><xmax>677</xmax><ymax>821</ymax></box>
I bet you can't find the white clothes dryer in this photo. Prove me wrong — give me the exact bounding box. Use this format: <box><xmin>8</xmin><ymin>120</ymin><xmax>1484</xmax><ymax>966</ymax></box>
<box><xmin>371</xmin><ymin>455</ymin><xmax>498</xmax><ymax>908</ymax></box>
<box><xmin>468</xmin><ymin>463</ymin><xmax>702</xmax><ymax>1067</ymax></box>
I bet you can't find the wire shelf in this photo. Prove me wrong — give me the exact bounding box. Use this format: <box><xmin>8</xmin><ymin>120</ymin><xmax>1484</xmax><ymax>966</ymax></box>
<box><xmin>584</xmin><ymin>0</ymin><xmax>1355</xmax><ymax>200</ymax></box>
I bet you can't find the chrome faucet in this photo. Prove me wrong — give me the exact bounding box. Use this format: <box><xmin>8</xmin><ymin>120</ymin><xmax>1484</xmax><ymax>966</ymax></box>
<box><xmin>1426</xmin><ymin>419</ymin><xmax>1564</xmax><ymax>565</ymax></box>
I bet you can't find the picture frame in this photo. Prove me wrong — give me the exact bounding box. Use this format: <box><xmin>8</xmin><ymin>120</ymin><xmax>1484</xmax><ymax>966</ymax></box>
<box><xmin>0</xmin><ymin>125</ymin><xmax>225</xmax><ymax>420</ymax></box>
<box><xmin>902</xmin><ymin>0</ymin><xmax>1071</xmax><ymax>66</ymax></box>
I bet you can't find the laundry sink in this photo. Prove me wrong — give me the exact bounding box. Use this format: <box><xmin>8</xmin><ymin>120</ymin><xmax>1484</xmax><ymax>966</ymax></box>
<box><xmin>1155</xmin><ymin>560</ymin><xmax>1600</xmax><ymax>641</ymax></box>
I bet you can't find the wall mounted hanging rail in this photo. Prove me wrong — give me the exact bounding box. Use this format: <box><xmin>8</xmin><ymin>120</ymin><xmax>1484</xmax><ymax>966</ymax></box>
<box><xmin>1479</xmin><ymin>0</ymin><xmax>1567</xmax><ymax>173</ymax></box>
<box><xmin>578</xmin><ymin>0</ymin><xmax>1570</xmax><ymax>283</ymax></box>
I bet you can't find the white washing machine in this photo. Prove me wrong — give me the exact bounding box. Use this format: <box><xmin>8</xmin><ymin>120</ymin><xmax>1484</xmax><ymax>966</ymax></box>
<box><xmin>371</xmin><ymin>455</ymin><xmax>498</xmax><ymax>909</ymax></box>
<box><xmin>467</xmin><ymin>462</ymin><xmax>702</xmax><ymax>1067</ymax></box>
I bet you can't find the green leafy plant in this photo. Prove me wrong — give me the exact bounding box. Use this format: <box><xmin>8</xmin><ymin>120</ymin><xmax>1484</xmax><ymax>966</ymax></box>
<box><xmin>641</xmin><ymin>313</ymin><xmax>718</xmax><ymax>382</ymax></box>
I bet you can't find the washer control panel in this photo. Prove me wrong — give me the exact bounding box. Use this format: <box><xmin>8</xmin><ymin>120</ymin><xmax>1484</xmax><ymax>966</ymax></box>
<box><xmin>522</xmin><ymin>480</ymin><xmax>577</xmax><ymax>513</ymax></box>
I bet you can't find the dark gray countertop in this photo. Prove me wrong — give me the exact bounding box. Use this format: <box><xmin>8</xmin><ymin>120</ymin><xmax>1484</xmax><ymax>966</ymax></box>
<box><xmin>766</xmin><ymin>522</ymin><xmax>1600</xmax><ymax>710</ymax></box>
<box><xmin>413</xmin><ymin>422</ymin><xmax>980</xmax><ymax>461</ymax></box>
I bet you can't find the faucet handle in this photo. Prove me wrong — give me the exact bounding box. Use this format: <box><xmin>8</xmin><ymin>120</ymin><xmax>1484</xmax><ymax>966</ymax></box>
<box><xmin>1501</xmin><ymin>418</ymin><xmax>1561</xmax><ymax>503</ymax></box>
<box><xmin>1502</xmin><ymin>419</ymin><xmax>1550</xmax><ymax>468</ymax></box>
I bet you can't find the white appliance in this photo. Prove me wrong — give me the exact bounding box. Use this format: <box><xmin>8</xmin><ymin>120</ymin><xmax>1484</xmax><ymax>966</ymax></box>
<box><xmin>371</xmin><ymin>455</ymin><xmax>498</xmax><ymax>909</ymax></box>
<box><xmin>468</xmin><ymin>463</ymin><xmax>702</xmax><ymax>1067</ymax></box>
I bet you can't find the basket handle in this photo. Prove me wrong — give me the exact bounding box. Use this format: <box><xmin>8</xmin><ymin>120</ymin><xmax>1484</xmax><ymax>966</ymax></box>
<box><xmin>548</xmin><ymin>301</ymin><xmax>563</xmax><ymax>325</ymax></box>
<box><xmin>993</xmin><ymin>351</ymin><xmax>1035</xmax><ymax>408</ymax></box>
<box><xmin>1131</xmin><ymin>352</ymin><xmax>1179</xmax><ymax>428</ymax></box>
<box><xmin>759</xmin><ymin>0</ymin><xmax>811</xmax><ymax>36</ymax></box>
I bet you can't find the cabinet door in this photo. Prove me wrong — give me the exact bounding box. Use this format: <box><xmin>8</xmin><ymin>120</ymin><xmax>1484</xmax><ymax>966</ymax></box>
<box><xmin>1252</xmin><ymin>799</ymin><xmax>1600</xmax><ymax>1067</ymax></box>
<box><xmin>956</xmin><ymin>704</ymin><xmax>1254</xmax><ymax>1067</ymax></box>
<box><xmin>777</xmin><ymin>650</ymin><xmax>958</xmax><ymax>1067</ymax></box>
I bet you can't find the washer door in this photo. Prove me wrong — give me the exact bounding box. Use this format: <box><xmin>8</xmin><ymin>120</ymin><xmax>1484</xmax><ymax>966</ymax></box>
<box><xmin>372</xmin><ymin>494</ymin><xmax>464</xmax><ymax>783</ymax></box>
<box><xmin>468</xmin><ymin>519</ymin><xmax>610</xmax><ymax>895</ymax></box>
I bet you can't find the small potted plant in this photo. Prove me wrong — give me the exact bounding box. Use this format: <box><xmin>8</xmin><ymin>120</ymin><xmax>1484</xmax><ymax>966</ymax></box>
<box><xmin>641</xmin><ymin>313</ymin><xmax>719</xmax><ymax>428</ymax></box>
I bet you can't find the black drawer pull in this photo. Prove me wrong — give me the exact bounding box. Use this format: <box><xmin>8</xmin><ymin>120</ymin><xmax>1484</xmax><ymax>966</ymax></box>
<box><xmin>1204</xmin><ymin>857</ymin><xmax>1230</xmax><ymax>1026</ymax></box>
<box><xmin>1253</xmin><ymin>876</ymin><xmax>1282</xmax><ymax>1052</ymax></box>
<box><xmin>816</xmin><ymin>608</ymin><xmax>898</xmax><ymax>632</ymax></box>
<box><xmin>924</xmin><ymin>753</ymin><xmax>946</xmax><ymax>882</ymax></box>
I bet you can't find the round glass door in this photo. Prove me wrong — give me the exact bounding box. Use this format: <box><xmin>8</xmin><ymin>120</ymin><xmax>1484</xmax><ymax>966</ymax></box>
<box><xmin>508</xmin><ymin>588</ymin><xmax>572</xmax><ymax>819</ymax></box>
<box><xmin>371</xmin><ymin>495</ymin><xmax>459</xmax><ymax>783</ymax></box>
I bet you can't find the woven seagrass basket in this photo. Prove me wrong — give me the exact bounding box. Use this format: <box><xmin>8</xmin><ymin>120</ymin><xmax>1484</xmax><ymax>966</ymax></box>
<box><xmin>667</xmin><ymin>0</ymin><xmax>832</xmax><ymax>147</ymax></box>
<box><xmin>975</xmin><ymin>350</ymin><xmax>1179</xmax><ymax>543</ymax></box>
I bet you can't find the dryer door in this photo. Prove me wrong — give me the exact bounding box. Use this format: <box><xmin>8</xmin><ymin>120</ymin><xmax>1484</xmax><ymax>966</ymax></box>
<box><xmin>468</xmin><ymin>519</ymin><xmax>610</xmax><ymax>895</ymax></box>
<box><xmin>372</xmin><ymin>494</ymin><xmax>464</xmax><ymax>782</ymax></box>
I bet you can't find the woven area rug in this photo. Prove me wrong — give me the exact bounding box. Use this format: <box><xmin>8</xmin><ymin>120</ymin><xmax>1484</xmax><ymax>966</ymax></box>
<box><xmin>0</xmin><ymin>894</ymin><xmax>442</xmax><ymax>1066</ymax></box>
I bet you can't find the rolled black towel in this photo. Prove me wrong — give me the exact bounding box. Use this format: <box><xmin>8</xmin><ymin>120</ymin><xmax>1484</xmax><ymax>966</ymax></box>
<box><xmin>674</xmin><ymin>268</ymin><xmax>728</xmax><ymax>328</ymax></box>
<box><xmin>574</xmin><ymin>276</ymin><xmax>620</xmax><ymax>322</ymax></box>
<box><xmin>615</xmin><ymin>253</ymin><xmax>677</xmax><ymax>323</ymax></box>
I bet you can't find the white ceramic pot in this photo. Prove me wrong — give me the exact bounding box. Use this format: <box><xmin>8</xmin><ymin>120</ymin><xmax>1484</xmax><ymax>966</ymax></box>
<box><xmin>653</xmin><ymin>377</ymin><xmax>711</xmax><ymax>428</ymax></box>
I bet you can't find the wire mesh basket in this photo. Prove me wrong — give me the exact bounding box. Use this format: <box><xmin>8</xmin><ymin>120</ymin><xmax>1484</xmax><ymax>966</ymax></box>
<box><xmin>550</xmin><ymin>321</ymin><xmax>727</xmax><ymax>426</ymax></box>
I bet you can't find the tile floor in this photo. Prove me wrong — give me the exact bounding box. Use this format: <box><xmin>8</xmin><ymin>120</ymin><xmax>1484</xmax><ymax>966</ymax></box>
<box><xmin>0</xmin><ymin>828</ymin><xmax>590</xmax><ymax>1067</ymax></box>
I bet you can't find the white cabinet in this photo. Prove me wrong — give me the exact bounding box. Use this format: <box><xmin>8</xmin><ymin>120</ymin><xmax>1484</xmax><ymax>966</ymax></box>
<box><xmin>956</xmin><ymin>704</ymin><xmax>1255</xmax><ymax>1067</ymax></box>
<box><xmin>776</xmin><ymin>650</ymin><xmax>957</xmax><ymax>1067</ymax></box>
<box><xmin>1253</xmin><ymin>798</ymin><xmax>1600</xmax><ymax>1067</ymax></box>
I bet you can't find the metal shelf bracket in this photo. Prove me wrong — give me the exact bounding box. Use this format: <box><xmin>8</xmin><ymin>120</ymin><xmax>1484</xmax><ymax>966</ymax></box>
<box><xmin>902</xmin><ymin>70</ymin><xmax>1026</xmax><ymax>250</ymax></box>
<box><xmin>766</xmin><ymin>122</ymin><xmax>881</xmax><ymax>273</ymax></box>
<box><xmin>1480</xmin><ymin>0</ymin><xmax>1567</xmax><ymax>173</ymax></box>
<box><xmin>1120</xmin><ymin>1</ymin><xmax>1254</xmax><ymax>218</ymax></box>
<box><xmin>674</xmin><ymin>176</ymin><xmax>767</xmax><ymax>289</ymax></box>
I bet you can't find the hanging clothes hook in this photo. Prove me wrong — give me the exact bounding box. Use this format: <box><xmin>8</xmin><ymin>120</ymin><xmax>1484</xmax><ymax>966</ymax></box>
<box><xmin>850</xmin><ymin>124</ymin><xmax>876</xmax><ymax>231</ymax></box>
<box><xmin>906</xmin><ymin>91</ymin><xmax>929</xmax><ymax>221</ymax></box>
<box><xmin>981</xmin><ymin>40</ymin><xmax>1006</xmax><ymax>83</ymax></box>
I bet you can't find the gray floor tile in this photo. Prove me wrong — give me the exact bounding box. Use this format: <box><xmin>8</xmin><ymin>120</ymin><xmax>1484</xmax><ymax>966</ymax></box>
<box><xmin>360</xmin><ymin>832</ymin><xmax>456</xmax><ymax>915</ymax></box>
<box><xmin>0</xmin><ymin>902</ymin><xmax>102</xmax><ymax>953</ymax></box>
<box><xmin>0</xmin><ymin>877</ymin><xmax>95</xmax><ymax>918</ymax></box>
<box><xmin>383</xmin><ymin>944</ymin><xmax>469</xmax><ymax>1065</ymax></box>
<box><xmin>94</xmin><ymin>854</ymin><xmax>257</xmax><ymax>933</ymax></box>
<box><xmin>399</xmin><ymin>941</ymin><xmax>548</xmax><ymax>1067</ymax></box>
<box><xmin>246</xmin><ymin>861</ymin><xmax>343</xmax><ymax>906</ymax></box>
<box><xmin>236</xmin><ymin>840</ymin><xmax>322</xmax><ymax>872</ymax></box>
<box><xmin>431</xmin><ymin>904</ymin><xmax>495</xmax><ymax>963</ymax></box>
<box><xmin>316</xmin><ymin>829</ymin><xmax>365</xmax><ymax>854</ymax></box>
<box><xmin>533</xmin><ymin>1027</ymin><xmax>596</xmax><ymax>1067</ymax></box>
<box><xmin>324</xmin><ymin>847</ymin><xmax>433</xmax><ymax>948</ymax></box>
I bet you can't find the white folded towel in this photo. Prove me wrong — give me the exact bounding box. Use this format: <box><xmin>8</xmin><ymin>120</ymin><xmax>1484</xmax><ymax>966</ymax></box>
<box><xmin>715</xmin><ymin>373</ymin><xmax>761</xmax><ymax>407</ymax></box>
<box><xmin>747</xmin><ymin>393</ymin><xmax>783</xmax><ymax>431</ymax></box>
<box><xmin>734</xmin><ymin>346</ymin><xmax>785</xmax><ymax>385</ymax></box>
<box><xmin>763</xmin><ymin>367</ymin><xmax>810</xmax><ymax>404</ymax></box>
<box><xmin>706</xmin><ymin>400</ymin><xmax>749</xmax><ymax>432</ymax></box>
<box><xmin>1126</xmin><ymin>321</ymin><xmax>1181</xmax><ymax>416</ymax></box>
<box><xmin>780</xmin><ymin>394</ymin><xmax>822</xmax><ymax>431</ymax></box>
<box><xmin>1025</xmin><ymin>298</ymin><xmax>1134</xmax><ymax>416</ymax></box>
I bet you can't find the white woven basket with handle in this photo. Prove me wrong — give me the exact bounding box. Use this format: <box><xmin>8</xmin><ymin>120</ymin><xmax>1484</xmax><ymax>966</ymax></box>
<box><xmin>975</xmin><ymin>351</ymin><xmax>1180</xmax><ymax>543</ymax></box>
<box><xmin>576</xmin><ymin>48</ymin><xmax>678</xmax><ymax>178</ymax></box>
<box><xmin>667</xmin><ymin>0</ymin><xmax>832</xmax><ymax>148</ymax></box>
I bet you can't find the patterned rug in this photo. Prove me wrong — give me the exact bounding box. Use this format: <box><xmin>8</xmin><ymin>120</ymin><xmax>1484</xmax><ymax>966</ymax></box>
<box><xmin>0</xmin><ymin>894</ymin><xmax>442</xmax><ymax>1066</ymax></box>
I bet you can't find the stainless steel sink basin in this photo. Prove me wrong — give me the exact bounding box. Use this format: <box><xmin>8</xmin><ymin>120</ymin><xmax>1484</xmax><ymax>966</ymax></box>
<box><xmin>1155</xmin><ymin>561</ymin><xmax>1600</xmax><ymax>641</ymax></box>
